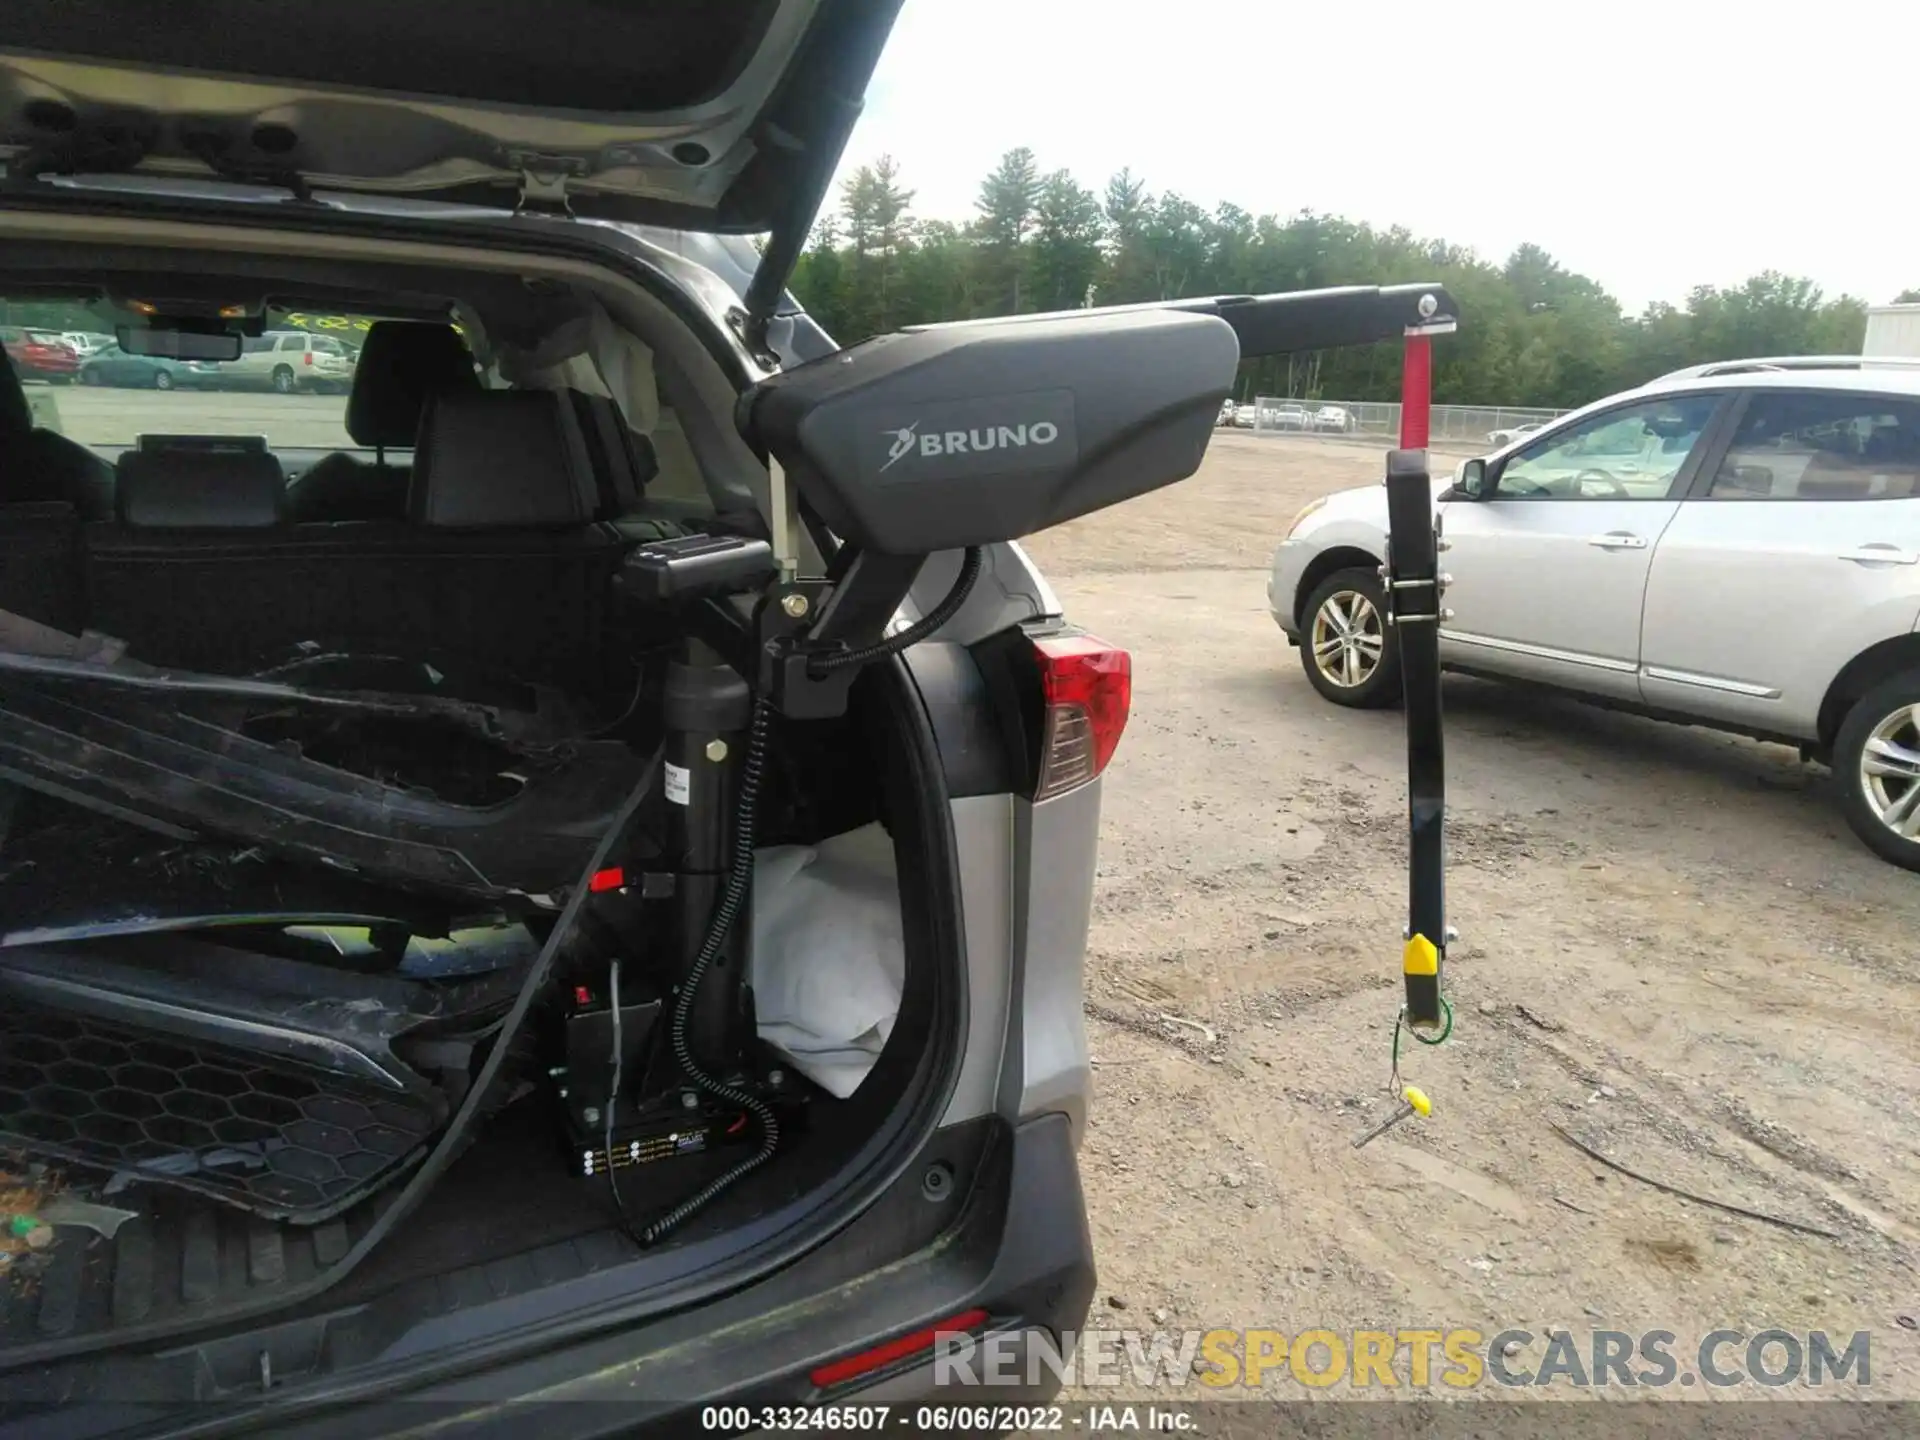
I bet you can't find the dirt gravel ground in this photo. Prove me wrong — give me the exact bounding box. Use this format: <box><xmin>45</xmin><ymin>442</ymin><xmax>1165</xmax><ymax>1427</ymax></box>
<box><xmin>1017</xmin><ymin>431</ymin><xmax>1920</xmax><ymax>1414</ymax></box>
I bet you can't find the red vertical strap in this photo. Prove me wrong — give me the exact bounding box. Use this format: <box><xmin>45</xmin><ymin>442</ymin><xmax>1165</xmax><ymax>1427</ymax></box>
<box><xmin>1399</xmin><ymin>333</ymin><xmax>1432</xmax><ymax>450</ymax></box>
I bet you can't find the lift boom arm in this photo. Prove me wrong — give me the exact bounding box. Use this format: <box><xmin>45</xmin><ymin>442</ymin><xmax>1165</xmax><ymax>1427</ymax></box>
<box><xmin>1383</xmin><ymin>448</ymin><xmax>1449</xmax><ymax>1028</ymax></box>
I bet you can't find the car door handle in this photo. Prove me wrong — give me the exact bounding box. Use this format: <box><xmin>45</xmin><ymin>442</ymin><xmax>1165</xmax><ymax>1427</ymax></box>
<box><xmin>1586</xmin><ymin>532</ymin><xmax>1648</xmax><ymax>550</ymax></box>
<box><xmin>1839</xmin><ymin>545</ymin><xmax>1919</xmax><ymax>566</ymax></box>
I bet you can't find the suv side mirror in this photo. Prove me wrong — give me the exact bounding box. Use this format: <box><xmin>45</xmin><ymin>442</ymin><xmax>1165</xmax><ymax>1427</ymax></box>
<box><xmin>1455</xmin><ymin>457</ymin><xmax>1490</xmax><ymax>500</ymax></box>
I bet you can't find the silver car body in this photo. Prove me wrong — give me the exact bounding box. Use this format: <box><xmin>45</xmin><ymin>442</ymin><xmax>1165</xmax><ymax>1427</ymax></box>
<box><xmin>1486</xmin><ymin>420</ymin><xmax>1544</xmax><ymax>446</ymax></box>
<box><xmin>1270</xmin><ymin>364</ymin><xmax>1920</xmax><ymax>744</ymax></box>
<box><xmin>224</xmin><ymin>328</ymin><xmax>356</xmax><ymax>390</ymax></box>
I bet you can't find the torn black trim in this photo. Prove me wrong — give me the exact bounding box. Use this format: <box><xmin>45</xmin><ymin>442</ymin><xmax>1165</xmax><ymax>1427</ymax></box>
<box><xmin>0</xmin><ymin>645</ymin><xmax>602</xmax><ymax>754</ymax></box>
<box><xmin>0</xmin><ymin>676</ymin><xmax>647</xmax><ymax>900</ymax></box>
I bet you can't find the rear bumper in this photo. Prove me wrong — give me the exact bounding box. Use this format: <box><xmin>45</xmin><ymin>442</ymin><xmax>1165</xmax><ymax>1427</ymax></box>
<box><xmin>321</xmin><ymin>1114</ymin><xmax>1091</xmax><ymax>1438</ymax></box>
<box><xmin>37</xmin><ymin>1113</ymin><xmax>1094</xmax><ymax>1439</ymax></box>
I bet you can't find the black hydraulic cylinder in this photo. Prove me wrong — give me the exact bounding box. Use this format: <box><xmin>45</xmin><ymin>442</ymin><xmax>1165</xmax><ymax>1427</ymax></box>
<box><xmin>1384</xmin><ymin>448</ymin><xmax>1447</xmax><ymax>1029</ymax></box>
<box><xmin>661</xmin><ymin>641</ymin><xmax>753</xmax><ymax>1076</ymax></box>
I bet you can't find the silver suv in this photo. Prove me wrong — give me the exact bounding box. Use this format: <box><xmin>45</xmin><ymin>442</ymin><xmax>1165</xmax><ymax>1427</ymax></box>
<box><xmin>1270</xmin><ymin>358</ymin><xmax>1920</xmax><ymax>871</ymax></box>
<box><xmin>226</xmin><ymin>328</ymin><xmax>356</xmax><ymax>393</ymax></box>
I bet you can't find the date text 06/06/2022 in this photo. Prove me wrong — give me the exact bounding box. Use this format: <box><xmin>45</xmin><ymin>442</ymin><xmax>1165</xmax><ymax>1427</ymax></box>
<box><xmin>697</xmin><ymin>1403</ymin><xmax>1196</xmax><ymax>1432</ymax></box>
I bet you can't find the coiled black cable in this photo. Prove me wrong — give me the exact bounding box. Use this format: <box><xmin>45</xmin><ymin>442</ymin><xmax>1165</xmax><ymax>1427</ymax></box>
<box><xmin>639</xmin><ymin>696</ymin><xmax>778</xmax><ymax>1245</ymax></box>
<box><xmin>638</xmin><ymin>546</ymin><xmax>986</xmax><ymax>1244</ymax></box>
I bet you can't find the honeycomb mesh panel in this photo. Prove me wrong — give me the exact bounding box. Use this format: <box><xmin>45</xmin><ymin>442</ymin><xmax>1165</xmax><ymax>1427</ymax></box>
<box><xmin>0</xmin><ymin>1006</ymin><xmax>440</xmax><ymax>1224</ymax></box>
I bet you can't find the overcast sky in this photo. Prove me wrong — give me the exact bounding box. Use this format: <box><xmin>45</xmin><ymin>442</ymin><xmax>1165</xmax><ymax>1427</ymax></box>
<box><xmin>832</xmin><ymin>0</ymin><xmax>1917</xmax><ymax>314</ymax></box>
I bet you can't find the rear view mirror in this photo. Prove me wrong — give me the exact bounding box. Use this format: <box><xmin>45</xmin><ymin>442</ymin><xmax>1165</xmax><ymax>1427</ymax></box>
<box><xmin>1456</xmin><ymin>458</ymin><xmax>1490</xmax><ymax>499</ymax></box>
<box><xmin>117</xmin><ymin>325</ymin><xmax>242</xmax><ymax>362</ymax></box>
<box><xmin>738</xmin><ymin>308</ymin><xmax>1239</xmax><ymax>554</ymax></box>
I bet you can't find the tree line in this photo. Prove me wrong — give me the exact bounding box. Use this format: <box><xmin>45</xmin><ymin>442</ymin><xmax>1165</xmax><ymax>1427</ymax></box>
<box><xmin>791</xmin><ymin>149</ymin><xmax>1908</xmax><ymax>411</ymax></box>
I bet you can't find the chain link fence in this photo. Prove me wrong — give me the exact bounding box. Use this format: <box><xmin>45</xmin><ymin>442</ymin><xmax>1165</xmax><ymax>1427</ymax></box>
<box><xmin>1239</xmin><ymin>397</ymin><xmax>1567</xmax><ymax>447</ymax></box>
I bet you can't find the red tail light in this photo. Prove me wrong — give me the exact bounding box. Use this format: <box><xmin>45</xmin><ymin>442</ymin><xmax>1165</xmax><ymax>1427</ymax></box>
<box><xmin>808</xmin><ymin>1308</ymin><xmax>989</xmax><ymax>1390</ymax></box>
<box><xmin>1032</xmin><ymin>634</ymin><xmax>1131</xmax><ymax>801</ymax></box>
<box><xmin>303</xmin><ymin>352</ymin><xmax>313</xmax><ymax>366</ymax></box>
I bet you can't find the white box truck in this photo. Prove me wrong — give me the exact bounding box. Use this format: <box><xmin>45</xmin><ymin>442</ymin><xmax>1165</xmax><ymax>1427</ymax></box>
<box><xmin>1864</xmin><ymin>303</ymin><xmax>1920</xmax><ymax>357</ymax></box>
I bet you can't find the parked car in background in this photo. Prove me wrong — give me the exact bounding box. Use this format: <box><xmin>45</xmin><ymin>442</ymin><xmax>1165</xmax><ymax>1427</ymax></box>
<box><xmin>218</xmin><ymin>328</ymin><xmax>357</xmax><ymax>393</ymax></box>
<box><xmin>77</xmin><ymin>341</ymin><xmax>222</xmax><ymax>390</ymax></box>
<box><xmin>1313</xmin><ymin>404</ymin><xmax>1354</xmax><ymax>433</ymax></box>
<box><xmin>59</xmin><ymin>331</ymin><xmax>114</xmax><ymax>358</ymax></box>
<box><xmin>1487</xmin><ymin>419</ymin><xmax>1547</xmax><ymax>446</ymax></box>
<box><xmin>1232</xmin><ymin>403</ymin><xmax>1257</xmax><ymax>428</ymax></box>
<box><xmin>0</xmin><ymin>327</ymin><xmax>78</xmax><ymax>382</ymax></box>
<box><xmin>1269</xmin><ymin>360</ymin><xmax>1920</xmax><ymax>871</ymax></box>
<box><xmin>1219</xmin><ymin>397</ymin><xmax>1238</xmax><ymax>426</ymax></box>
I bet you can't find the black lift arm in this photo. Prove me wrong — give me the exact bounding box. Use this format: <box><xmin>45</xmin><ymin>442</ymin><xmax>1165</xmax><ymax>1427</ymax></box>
<box><xmin>1383</xmin><ymin>448</ymin><xmax>1451</xmax><ymax>1030</ymax></box>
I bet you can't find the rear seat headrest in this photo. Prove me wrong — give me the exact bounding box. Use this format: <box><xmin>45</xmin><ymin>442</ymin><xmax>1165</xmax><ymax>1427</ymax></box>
<box><xmin>567</xmin><ymin>390</ymin><xmax>658</xmax><ymax>516</ymax></box>
<box><xmin>116</xmin><ymin>442</ymin><xmax>286</xmax><ymax>528</ymax></box>
<box><xmin>346</xmin><ymin>321</ymin><xmax>481</xmax><ymax>450</ymax></box>
<box><xmin>409</xmin><ymin>389</ymin><xmax>598</xmax><ymax>529</ymax></box>
<box><xmin>0</xmin><ymin>343</ymin><xmax>34</xmax><ymax>439</ymax></box>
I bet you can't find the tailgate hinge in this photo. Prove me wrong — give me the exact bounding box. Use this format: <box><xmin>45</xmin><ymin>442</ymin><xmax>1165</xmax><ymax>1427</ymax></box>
<box><xmin>727</xmin><ymin>306</ymin><xmax>780</xmax><ymax>369</ymax></box>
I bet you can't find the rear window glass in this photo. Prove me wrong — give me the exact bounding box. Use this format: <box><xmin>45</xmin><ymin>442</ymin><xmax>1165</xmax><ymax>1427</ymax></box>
<box><xmin>1708</xmin><ymin>391</ymin><xmax>1920</xmax><ymax>500</ymax></box>
<box><xmin>4</xmin><ymin>302</ymin><xmax>443</xmax><ymax>453</ymax></box>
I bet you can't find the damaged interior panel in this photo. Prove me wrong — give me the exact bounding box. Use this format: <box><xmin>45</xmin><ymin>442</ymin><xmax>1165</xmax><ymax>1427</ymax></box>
<box><xmin>0</xmin><ymin>661</ymin><xmax>653</xmax><ymax>899</ymax></box>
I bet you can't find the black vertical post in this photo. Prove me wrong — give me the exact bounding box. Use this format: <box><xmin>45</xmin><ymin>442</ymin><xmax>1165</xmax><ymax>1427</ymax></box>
<box><xmin>660</xmin><ymin>639</ymin><xmax>752</xmax><ymax>1076</ymax></box>
<box><xmin>1384</xmin><ymin>448</ymin><xmax>1447</xmax><ymax>1029</ymax></box>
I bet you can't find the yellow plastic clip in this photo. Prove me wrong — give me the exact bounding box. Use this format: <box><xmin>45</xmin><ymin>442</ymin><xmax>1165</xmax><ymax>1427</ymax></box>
<box><xmin>1351</xmin><ymin>1084</ymin><xmax>1432</xmax><ymax>1149</ymax></box>
<box><xmin>1403</xmin><ymin>934</ymin><xmax>1438</xmax><ymax>975</ymax></box>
